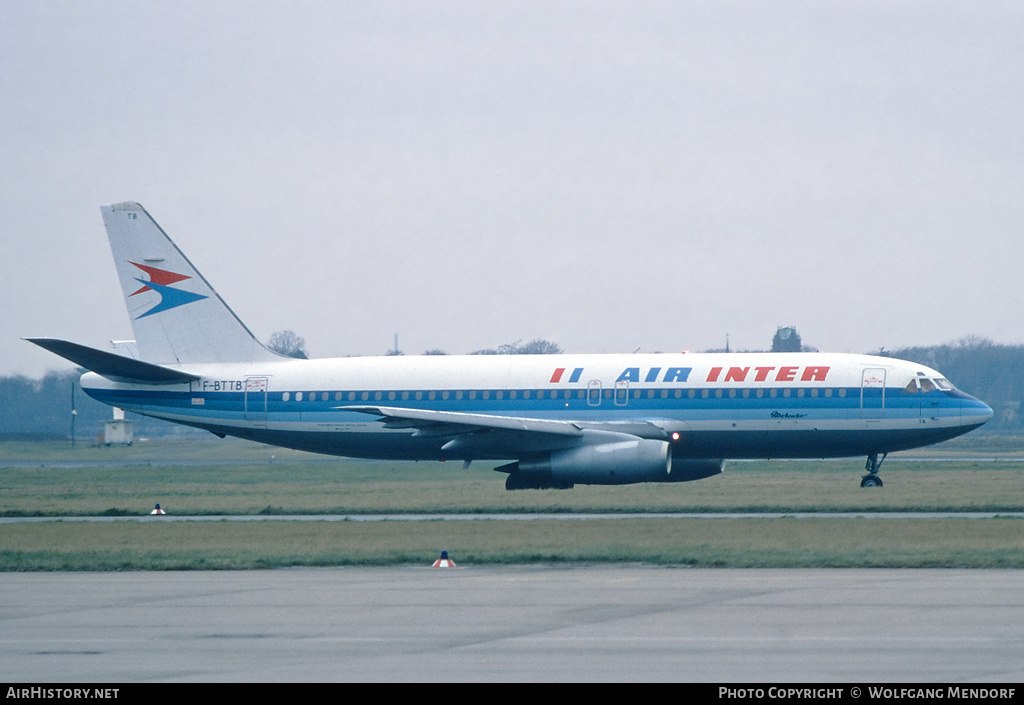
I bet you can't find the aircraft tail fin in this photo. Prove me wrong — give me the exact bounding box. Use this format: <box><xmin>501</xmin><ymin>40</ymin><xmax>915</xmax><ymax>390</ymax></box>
<box><xmin>101</xmin><ymin>202</ymin><xmax>279</xmax><ymax>364</ymax></box>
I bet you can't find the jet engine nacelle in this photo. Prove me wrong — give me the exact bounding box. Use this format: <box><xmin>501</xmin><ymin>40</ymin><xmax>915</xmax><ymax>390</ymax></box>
<box><xmin>500</xmin><ymin>439</ymin><xmax>724</xmax><ymax>490</ymax></box>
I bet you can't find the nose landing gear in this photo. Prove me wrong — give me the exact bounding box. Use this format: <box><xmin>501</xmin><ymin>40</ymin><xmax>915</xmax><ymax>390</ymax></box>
<box><xmin>861</xmin><ymin>452</ymin><xmax>887</xmax><ymax>487</ymax></box>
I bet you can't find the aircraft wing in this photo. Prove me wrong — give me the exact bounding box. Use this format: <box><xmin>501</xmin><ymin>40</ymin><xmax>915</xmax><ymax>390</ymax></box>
<box><xmin>341</xmin><ymin>405</ymin><xmax>683</xmax><ymax>456</ymax></box>
<box><xmin>342</xmin><ymin>405</ymin><xmax>585</xmax><ymax>437</ymax></box>
<box><xmin>342</xmin><ymin>405</ymin><xmax>585</xmax><ymax>456</ymax></box>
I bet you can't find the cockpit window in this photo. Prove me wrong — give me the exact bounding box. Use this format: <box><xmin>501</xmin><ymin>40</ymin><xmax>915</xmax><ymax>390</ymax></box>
<box><xmin>919</xmin><ymin>378</ymin><xmax>936</xmax><ymax>393</ymax></box>
<box><xmin>934</xmin><ymin>378</ymin><xmax>955</xmax><ymax>391</ymax></box>
<box><xmin>903</xmin><ymin>380</ymin><xmax>919</xmax><ymax>394</ymax></box>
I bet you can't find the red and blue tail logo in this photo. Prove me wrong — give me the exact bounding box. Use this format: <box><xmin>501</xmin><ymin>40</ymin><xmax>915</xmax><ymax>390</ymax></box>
<box><xmin>129</xmin><ymin>262</ymin><xmax>208</xmax><ymax>319</ymax></box>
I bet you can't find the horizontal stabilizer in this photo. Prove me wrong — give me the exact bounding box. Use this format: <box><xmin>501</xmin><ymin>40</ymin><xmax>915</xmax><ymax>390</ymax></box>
<box><xmin>25</xmin><ymin>338</ymin><xmax>200</xmax><ymax>385</ymax></box>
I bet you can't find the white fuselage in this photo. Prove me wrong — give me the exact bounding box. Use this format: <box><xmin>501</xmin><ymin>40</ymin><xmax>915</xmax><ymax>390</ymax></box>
<box><xmin>81</xmin><ymin>351</ymin><xmax>993</xmax><ymax>462</ymax></box>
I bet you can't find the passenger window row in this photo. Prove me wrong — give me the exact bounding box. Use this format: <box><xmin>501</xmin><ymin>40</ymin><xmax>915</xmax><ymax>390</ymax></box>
<box><xmin>277</xmin><ymin>388</ymin><xmax>851</xmax><ymax>403</ymax></box>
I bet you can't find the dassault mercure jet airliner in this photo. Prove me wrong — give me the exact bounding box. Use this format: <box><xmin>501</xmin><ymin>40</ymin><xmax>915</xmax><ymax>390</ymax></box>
<box><xmin>28</xmin><ymin>202</ymin><xmax>993</xmax><ymax>489</ymax></box>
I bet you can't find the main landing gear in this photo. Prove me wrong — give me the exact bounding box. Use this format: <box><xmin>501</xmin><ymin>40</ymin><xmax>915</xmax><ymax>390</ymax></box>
<box><xmin>861</xmin><ymin>452</ymin><xmax>887</xmax><ymax>488</ymax></box>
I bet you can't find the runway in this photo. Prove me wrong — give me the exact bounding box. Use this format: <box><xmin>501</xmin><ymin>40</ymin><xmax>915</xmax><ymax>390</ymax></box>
<box><xmin>2</xmin><ymin>567</ymin><xmax>1023</xmax><ymax>682</ymax></box>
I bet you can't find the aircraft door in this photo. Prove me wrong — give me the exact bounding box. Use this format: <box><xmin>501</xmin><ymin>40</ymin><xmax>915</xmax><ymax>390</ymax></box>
<box><xmin>245</xmin><ymin>377</ymin><xmax>269</xmax><ymax>426</ymax></box>
<box><xmin>615</xmin><ymin>380</ymin><xmax>629</xmax><ymax>406</ymax></box>
<box><xmin>587</xmin><ymin>380</ymin><xmax>602</xmax><ymax>406</ymax></box>
<box><xmin>860</xmin><ymin>368</ymin><xmax>886</xmax><ymax>418</ymax></box>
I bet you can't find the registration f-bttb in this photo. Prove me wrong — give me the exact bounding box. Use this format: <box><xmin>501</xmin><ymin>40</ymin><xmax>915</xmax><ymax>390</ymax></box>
<box><xmin>28</xmin><ymin>202</ymin><xmax>992</xmax><ymax>490</ymax></box>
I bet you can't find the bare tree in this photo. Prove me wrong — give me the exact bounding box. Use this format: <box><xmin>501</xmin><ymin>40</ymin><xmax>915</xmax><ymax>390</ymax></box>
<box><xmin>470</xmin><ymin>339</ymin><xmax>562</xmax><ymax>355</ymax></box>
<box><xmin>517</xmin><ymin>338</ymin><xmax>562</xmax><ymax>354</ymax></box>
<box><xmin>267</xmin><ymin>330</ymin><xmax>308</xmax><ymax>359</ymax></box>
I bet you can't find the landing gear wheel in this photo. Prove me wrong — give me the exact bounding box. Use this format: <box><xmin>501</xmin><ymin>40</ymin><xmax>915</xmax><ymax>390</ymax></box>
<box><xmin>860</xmin><ymin>452</ymin><xmax>887</xmax><ymax>488</ymax></box>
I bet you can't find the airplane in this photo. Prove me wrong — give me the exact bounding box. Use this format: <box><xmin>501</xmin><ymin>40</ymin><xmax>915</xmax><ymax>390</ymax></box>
<box><xmin>28</xmin><ymin>201</ymin><xmax>993</xmax><ymax>489</ymax></box>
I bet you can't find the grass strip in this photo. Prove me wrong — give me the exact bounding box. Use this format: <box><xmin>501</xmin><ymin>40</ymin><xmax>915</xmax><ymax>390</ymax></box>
<box><xmin>3</xmin><ymin>458</ymin><xmax>1024</xmax><ymax>516</ymax></box>
<box><xmin>2</xmin><ymin>517</ymin><xmax>1023</xmax><ymax>570</ymax></box>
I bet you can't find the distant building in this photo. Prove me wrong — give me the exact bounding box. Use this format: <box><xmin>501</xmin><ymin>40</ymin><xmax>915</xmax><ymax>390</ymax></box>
<box><xmin>772</xmin><ymin>326</ymin><xmax>803</xmax><ymax>353</ymax></box>
<box><xmin>103</xmin><ymin>407</ymin><xmax>133</xmax><ymax>445</ymax></box>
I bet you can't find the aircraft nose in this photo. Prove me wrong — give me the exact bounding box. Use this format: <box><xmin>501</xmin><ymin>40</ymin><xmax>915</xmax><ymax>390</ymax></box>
<box><xmin>963</xmin><ymin>395</ymin><xmax>994</xmax><ymax>425</ymax></box>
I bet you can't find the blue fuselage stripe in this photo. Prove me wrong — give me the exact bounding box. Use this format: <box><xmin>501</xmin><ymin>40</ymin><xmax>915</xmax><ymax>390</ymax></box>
<box><xmin>84</xmin><ymin>385</ymin><xmax>974</xmax><ymax>422</ymax></box>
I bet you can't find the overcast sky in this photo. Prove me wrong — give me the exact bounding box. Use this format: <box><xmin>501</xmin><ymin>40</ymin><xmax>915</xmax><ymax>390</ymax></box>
<box><xmin>3</xmin><ymin>1</ymin><xmax>1022</xmax><ymax>377</ymax></box>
